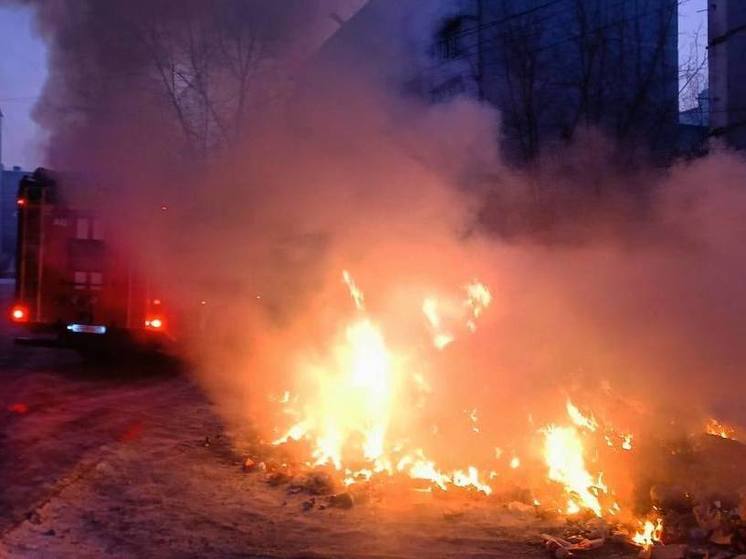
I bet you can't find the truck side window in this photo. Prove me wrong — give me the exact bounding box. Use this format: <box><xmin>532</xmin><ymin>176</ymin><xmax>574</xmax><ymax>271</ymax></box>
<box><xmin>76</xmin><ymin>218</ymin><xmax>90</xmax><ymax>239</ymax></box>
<box><xmin>92</xmin><ymin>219</ymin><xmax>104</xmax><ymax>240</ymax></box>
<box><xmin>74</xmin><ymin>271</ymin><xmax>87</xmax><ymax>289</ymax></box>
<box><xmin>90</xmin><ymin>272</ymin><xmax>103</xmax><ymax>290</ymax></box>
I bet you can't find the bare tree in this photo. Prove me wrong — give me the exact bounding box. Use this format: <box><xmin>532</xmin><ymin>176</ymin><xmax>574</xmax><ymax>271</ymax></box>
<box><xmin>679</xmin><ymin>24</ymin><xmax>708</xmax><ymax>113</ymax></box>
<box><xmin>480</xmin><ymin>0</ymin><xmax>679</xmax><ymax>163</ymax></box>
<box><xmin>498</xmin><ymin>10</ymin><xmax>545</xmax><ymax>162</ymax></box>
<box><xmin>136</xmin><ymin>3</ymin><xmax>283</xmax><ymax>160</ymax></box>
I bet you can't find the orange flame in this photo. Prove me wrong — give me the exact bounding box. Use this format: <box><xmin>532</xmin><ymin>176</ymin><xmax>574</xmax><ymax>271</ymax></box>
<box><xmin>269</xmin><ymin>268</ymin><xmax>658</xmax><ymax>534</ymax></box>
<box><xmin>566</xmin><ymin>399</ymin><xmax>598</xmax><ymax>432</ymax></box>
<box><xmin>706</xmin><ymin>418</ymin><xmax>736</xmax><ymax>440</ymax></box>
<box><xmin>632</xmin><ymin>518</ymin><xmax>663</xmax><ymax>549</ymax></box>
<box><xmin>542</xmin><ymin>424</ymin><xmax>606</xmax><ymax>516</ymax></box>
<box><xmin>271</xmin><ymin>270</ymin><xmax>499</xmax><ymax>495</ymax></box>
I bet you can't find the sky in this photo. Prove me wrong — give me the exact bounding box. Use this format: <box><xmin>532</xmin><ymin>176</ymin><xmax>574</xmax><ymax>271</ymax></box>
<box><xmin>679</xmin><ymin>0</ymin><xmax>708</xmax><ymax>49</ymax></box>
<box><xmin>678</xmin><ymin>0</ymin><xmax>709</xmax><ymax>110</ymax></box>
<box><xmin>0</xmin><ymin>3</ymin><xmax>47</xmax><ymax>170</ymax></box>
<box><xmin>0</xmin><ymin>0</ymin><xmax>708</xmax><ymax>171</ymax></box>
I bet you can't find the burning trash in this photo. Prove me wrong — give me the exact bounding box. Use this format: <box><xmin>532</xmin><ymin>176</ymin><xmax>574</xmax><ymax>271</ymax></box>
<box><xmin>269</xmin><ymin>270</ymin><xmax>497</xmax><ymax>496</ymax></box>
<box><xmin>235</xmin><ymin>269</ymin><xmax>699</xmax><ymax>555</ymax></box>
<box><xmin>542</xmin><ymin>423</ymin><xmax>607</xmax><ymax>517</ymax></box>
<box><xmin>706</xmin><ymin>419</ymin><xmax>737</xmax><ymax>441</ymax></box>
<box><xmin>631</xmin><ymin>517</ymin><xmax>663</xmax><ymax>556</ymax></box>
<box><xmin>230</xmin><ymin>268</ymin><xmax>746</xmax><ymax>559</ymax></box>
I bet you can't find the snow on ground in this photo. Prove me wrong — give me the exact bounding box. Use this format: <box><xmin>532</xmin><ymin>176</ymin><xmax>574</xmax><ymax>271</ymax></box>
<box><xmin>1</xmin><ymin>367</ymin><xmax>563</xmax><ymax>558</ymax></box>
<box><xmin>0</xmin><ymin>285</ymin><xmax>639</xmax><ymax>558</ymax></box>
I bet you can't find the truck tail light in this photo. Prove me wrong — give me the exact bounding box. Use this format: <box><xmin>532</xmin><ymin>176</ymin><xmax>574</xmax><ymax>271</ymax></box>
<box><xmin>144</xmin><ymin>316</ymin><xmax>165</xmax><ymax>330</ymax></box>
<box><xmin>10</xmin><ymin>304</ymin><xmax>29</xmax><ymax>323</ymax></box>
<box><xmin>145</xmin><ymin>298</ymin><xmax>165</xmax><ymax>331</ymax></box>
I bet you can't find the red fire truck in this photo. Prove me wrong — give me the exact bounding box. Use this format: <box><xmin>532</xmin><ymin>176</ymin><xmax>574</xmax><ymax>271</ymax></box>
<box><xmin>9</xmin><ymin>168</ymin><xmax>173</xmax><ymax>354</ymax></box>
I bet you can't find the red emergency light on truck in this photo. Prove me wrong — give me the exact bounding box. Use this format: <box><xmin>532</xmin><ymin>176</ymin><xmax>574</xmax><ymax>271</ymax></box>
<box><xmin>10</xmin><ymin>168</ymin><xmax>172</xmax><ymax>353</ymax></box>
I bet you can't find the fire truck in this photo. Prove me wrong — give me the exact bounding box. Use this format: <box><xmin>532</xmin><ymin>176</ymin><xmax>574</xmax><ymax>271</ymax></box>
<box><xmin>9</xmin><ymin>168</ymin><xmax>173</xmax><ymax>354</ymax></box>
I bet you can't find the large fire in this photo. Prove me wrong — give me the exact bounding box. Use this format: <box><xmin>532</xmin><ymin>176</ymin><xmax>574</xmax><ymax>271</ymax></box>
<box><xmin>270</xmin><ymin>270</ymin><xmax>663</xmax><ymax>536</ymax></box>
<box><xmin>273</xmin><ymin>270</ymin><xmax>496</xmax><ymax>494</ymax></box>
<box><xmin>272</xmin><ymin>315</ymin><xmax>394</xmax><ymax>469</ymax></box>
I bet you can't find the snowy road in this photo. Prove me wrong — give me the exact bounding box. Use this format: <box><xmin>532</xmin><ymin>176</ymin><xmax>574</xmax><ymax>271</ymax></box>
<box><xmin>0</xmin><ymin>284</ymin><xmax>637</xmax><ymax>558</ymax></box>
<box><xmin>0</xmin><ymin>365</ymin><xmax>558</xmax><ymax>558</ymax></box>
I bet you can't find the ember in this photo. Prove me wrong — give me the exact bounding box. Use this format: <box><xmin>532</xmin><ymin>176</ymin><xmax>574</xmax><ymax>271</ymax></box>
<box><xmin>706</xmin><ymin>418</ymin><xmax>737</xmax><ymax>440</ymax></box>
<box><xmin>632</xmin><ymin>517</ymin><xmax>663</xmax><ymax>550</ymax></box>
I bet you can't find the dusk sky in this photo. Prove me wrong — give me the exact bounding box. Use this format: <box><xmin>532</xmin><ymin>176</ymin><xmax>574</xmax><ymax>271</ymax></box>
<box><xmin>0</xmin><ymin>0</ymin><xmax>708</xmax><ymax>171</ymax></box>
<box><xmin>0</xmin><ymin>3</ymin><xmax>47</xmax><ymax>170</ymax></box>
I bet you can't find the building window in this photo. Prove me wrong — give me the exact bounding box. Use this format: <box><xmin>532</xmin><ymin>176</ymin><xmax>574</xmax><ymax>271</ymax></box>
<box><xmin>74</xmin><ymin>271</ymin><xmax>87</xmax><ymax>290</ymax></box>
<box><xmin>73</xmin><ymin>271</ymin><xmax>103</xmax><ymax>290</ymax></box>
<box><xmin>436</xmin><ymin>16</ymin><xmax>465</xmax><ymax>60</ymax></box>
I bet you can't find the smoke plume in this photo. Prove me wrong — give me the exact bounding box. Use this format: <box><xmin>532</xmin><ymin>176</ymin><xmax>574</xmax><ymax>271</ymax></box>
<box><xmin>15</xmin><ymin>0</ymin><xmax>746</xmax><ymax>474</ymax></box>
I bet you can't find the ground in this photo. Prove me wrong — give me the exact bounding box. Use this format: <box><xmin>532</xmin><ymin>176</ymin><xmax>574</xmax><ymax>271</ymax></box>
<box><xmin>0</xmin><ymin>282</ymin><xmax>638</xmax><ymax>559</ymax></box>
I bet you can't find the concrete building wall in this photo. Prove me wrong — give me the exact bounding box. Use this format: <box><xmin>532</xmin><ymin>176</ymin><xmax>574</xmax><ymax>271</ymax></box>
<box><xmin>0</xmin><ymin>108</ymin><xmax>4</xmax><ymax>168</ymax></box>
<box><xmin>0</xmin><ymin>166</ymin><xmax>26</xmax><ymax>276</ymax></box>
<box><xmin>316</xmin><ymin>0</ymin><xmax>678</xmax><ymax>162</ymax></box>
<box><xmin>426</xmin><ymin>0</ymin><xmax>679</xmax><ymax>162</ymax></box>
<box><xmin>422</xmin><ymin>0</ymin><xmax>481</xmax><ymax>102</ymax></box>
<box><xmin>0</xmin><ymin>107</ymin><xmax>32</xmax><ymax>276</ymax></box>
<box><xmin>709</xmin><ymin>0</ymin><xmax>746</xmax><ymax>149</ymax></box>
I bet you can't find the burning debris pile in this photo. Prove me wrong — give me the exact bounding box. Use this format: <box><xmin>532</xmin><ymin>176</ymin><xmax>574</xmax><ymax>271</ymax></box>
<box><xmin>230</xmin><ymin>269</ymin><xmax>746</xmax><ymax>558</ymax></box>
<box><xmin>545</xmin><ymin>454</ymin><xmax>746</xmax><ymax>559</ymax></box>
<box><xmin>269</xmin><ymin>270</ymin><xmax>495</xmax><ymax>494</ymax></box>
<box><xmin>241</xmin><ymin>430</ymin><xmax>746</xmax><ymax>559</ymax></box>
<box><xmin>544</xmin><ymin>420</ymin><xmax>746</xmax><ymax>559</ymax></box>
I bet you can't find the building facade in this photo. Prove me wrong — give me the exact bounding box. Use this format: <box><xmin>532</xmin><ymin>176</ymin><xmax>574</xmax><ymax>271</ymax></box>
<box><xmin>0</xmin><ymin>107</ymin><xmax>30</xmax><ymax>276</ymax></box>
<box><xmin>427</xmin><ymin>0</ymin><xmax>679</xmax><ymax>162</ymax></box>
<box><xmin>316</xmin><ymin>0</ymin><xmax>679</xmax><ymax>163</ymax></box>
<box><xmin>1</xmin><ymin>166</ymin><xmax>27</xmax><ymax>275</ymax></box>
<box><xmin>709</xmin><ymin>0</ymin><xmax>746</xmax><ymax>150</ymax></box>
